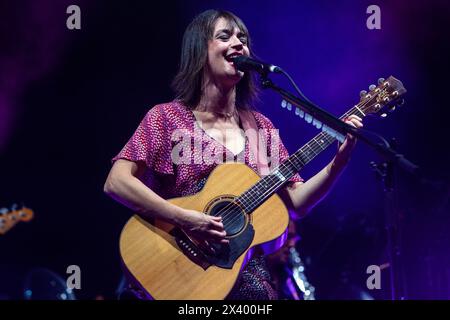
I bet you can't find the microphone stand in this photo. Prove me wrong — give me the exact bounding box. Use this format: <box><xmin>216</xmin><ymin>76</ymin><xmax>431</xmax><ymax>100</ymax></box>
<box><xmin>259</xmin><ymin>73</ymin><xmax>419</xmax><ymax>300</ymax></box>
<box><xmin>370</xmin><ymin>139</ymin><xmax>409</xmax><ymax>300</ymax></box>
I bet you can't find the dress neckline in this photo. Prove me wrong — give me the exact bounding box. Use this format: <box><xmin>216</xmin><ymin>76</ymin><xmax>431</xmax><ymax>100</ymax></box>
<box><xmin>182</xmin><ymin>103</ymin><xmax>247</xmax><ymax>158</ymax></box>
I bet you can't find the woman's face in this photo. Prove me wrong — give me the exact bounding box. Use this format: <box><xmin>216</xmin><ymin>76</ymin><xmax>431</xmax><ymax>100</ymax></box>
<box><xmin>205</xmin><ymin>17</ymin><xmax>250</xmax><ymax>87</ymax></box>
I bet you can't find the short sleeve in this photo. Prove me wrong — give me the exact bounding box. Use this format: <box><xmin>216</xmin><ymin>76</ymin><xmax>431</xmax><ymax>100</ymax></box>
<box><xmin>112</xmin><ymin>105</ymin><xmax>174</xmax><ymax>175</ymax></box>
<box><xmin>253</xmin><ymin>111</ymin><xmax>304</xmax><ymax>185</ymax></box>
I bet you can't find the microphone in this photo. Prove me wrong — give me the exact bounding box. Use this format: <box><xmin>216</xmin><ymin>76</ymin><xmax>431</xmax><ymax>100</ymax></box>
<box><xmin>232</xmin><ymin>56</ymin><xmax>282</xmax><ymax>74</ymax></box>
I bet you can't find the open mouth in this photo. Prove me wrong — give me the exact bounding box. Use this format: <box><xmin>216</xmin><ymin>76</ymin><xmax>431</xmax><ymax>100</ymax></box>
<box><xmin>224</xmin><ymin>53</ymin><xmax>243</xmax><ymax>64</ymax></box>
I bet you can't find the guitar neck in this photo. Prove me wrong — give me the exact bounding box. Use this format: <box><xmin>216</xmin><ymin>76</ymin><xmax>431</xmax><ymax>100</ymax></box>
<box><xmin>237</xmin><ymin>105</ymin><xmax>366</xmax><ymax>213</ymax></box>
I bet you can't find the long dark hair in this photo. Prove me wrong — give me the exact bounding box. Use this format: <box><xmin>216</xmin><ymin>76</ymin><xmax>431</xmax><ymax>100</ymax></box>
<box><xmin>171</xmin><ymin>9</ymin><xmax>259</xmax><ymax>110</ymax></box>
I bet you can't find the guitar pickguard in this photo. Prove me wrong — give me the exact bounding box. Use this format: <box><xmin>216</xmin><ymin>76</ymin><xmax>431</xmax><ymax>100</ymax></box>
<box><xmin>207</xmin><ymin>224</ymin><xmax>254</xmax><ymax>269</ymax></box>
<box><xmin>173</xmin><ymin>224</ymin><xmax>255</xmax><ymax>270</ymax></box>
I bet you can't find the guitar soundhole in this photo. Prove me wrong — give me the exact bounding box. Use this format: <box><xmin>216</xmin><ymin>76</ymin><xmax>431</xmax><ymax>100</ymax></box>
<box><xmin>210</xmin><ymin>201</ymin><xmax>246</xmax><ymax>237</ymax></box>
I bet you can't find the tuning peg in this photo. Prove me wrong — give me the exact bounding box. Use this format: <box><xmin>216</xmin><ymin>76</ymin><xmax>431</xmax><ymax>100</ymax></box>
<box><xmin>369</xmin><ymin>84</ymin><xmax>377</xmax><ymax>91</ymax></box>
<box><xmin>389</xmin><ymin>106</ymin><xmax>396</xmax><ymax>112</ymax></box>
<box><xmin>360</xmin><ymin>90</ymin><xmax>368</xmax><ymax>97</ymax></box>
<box><xmin>378</xmin><ymin>78</ymin><xmax>385</xmax><ymax>85</ymax></box>
<box><xmin>380</xmin><ymin>113</ymin><xmax>387</xmax><ymax>118</ymax></box>
<box><xmin>281</xmin><ymin>100</ymin><xmax>287</xmax><ymax>108</ymax></box>
<box><xmin>397</xmin><ymin>98</ymin><xmax>405</xmax><ymax>106</ymax></box>
<box><xmin>287</xmin><ymin>103</ymin><xmax>292</xmax><ymax>111</ymax></box>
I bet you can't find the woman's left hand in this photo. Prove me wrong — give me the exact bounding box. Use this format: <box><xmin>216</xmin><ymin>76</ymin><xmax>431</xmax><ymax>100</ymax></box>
<box><xmin>336</xmin><ymin>114</ymin><xmax>364</xmax><ymax>160</ymax></box>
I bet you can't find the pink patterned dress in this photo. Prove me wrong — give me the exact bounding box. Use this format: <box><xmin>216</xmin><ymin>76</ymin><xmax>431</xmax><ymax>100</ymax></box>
<box><xmin>113</xmin><ymin>100</ymin><xmax>303</xmax><ymax>300</ymax></box>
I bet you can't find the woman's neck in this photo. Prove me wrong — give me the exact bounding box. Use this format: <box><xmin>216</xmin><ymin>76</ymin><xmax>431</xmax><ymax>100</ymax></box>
<box><xmin>197</xmin><ymin>79</ymin><xmax>237</xmax><ymax>116</ymax></box>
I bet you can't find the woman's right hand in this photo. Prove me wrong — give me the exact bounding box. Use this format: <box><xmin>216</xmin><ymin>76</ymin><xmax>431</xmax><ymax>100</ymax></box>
<box><xmin>178</xmin><ymin>209</ymin><xmax>229</xmax><ymax>250</ymax></box>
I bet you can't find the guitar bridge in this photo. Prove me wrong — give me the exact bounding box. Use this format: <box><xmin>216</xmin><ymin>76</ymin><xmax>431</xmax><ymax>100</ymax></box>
<box><xmin>171</xmin><ymin>228</ymin><xmax>211</xmax><ymax>270</ymax></box>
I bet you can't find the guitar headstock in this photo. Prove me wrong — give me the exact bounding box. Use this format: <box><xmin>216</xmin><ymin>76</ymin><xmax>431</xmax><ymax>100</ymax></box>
<box><xmin>358</xmin><ymin>76</ymin><xmax>407</xmax><ymax>118</ymax></box>
<box><xmin>0</xmin><ymin>205</ymin><xmax>34</xmax><ymax>235</ymax></box>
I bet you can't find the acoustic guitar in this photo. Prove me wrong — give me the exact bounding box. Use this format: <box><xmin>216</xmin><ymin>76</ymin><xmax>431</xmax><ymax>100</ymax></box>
<box><xmin>119</xmin><ymin>76</ymin><xmax>406</xmax><ymax>299</ymax></box>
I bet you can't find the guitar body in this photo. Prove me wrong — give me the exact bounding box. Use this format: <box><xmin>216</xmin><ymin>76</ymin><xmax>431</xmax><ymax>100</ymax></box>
<box><xmin>119</xmin><ymin>163</ymin><xmax>289</xmax><ymax>300</ymax></box>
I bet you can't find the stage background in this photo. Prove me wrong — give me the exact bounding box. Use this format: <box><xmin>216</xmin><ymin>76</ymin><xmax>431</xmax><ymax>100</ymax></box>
<box><xmin>1</xmin><ymin>0</ymin><xmax>449</xmax><ymax>299</ymax></box>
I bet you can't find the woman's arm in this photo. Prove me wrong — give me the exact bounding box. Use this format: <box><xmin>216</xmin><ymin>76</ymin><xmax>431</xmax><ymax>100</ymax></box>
<box><xmin>104</xmin><ymin>159</ymin><xmax>185</xmax><ymax>224</ymax></box>
<box><xmin>279</xmin><ymin>115</ymin><xmax>363</xmax><ymax>219</ymax></box>
<box><xmin>104</xmin><ymin>159</ymin><xmax>228</xmax><ymax>244</ymax></box>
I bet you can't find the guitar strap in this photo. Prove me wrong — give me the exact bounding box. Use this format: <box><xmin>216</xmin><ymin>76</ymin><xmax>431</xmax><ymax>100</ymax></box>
<box><xmin>239</xmin><ymin>110</ymin><xmax>271</xmax><ymax>176</ymax></box>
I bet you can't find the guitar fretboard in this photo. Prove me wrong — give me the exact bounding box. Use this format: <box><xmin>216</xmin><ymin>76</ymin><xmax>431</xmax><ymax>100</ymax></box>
<box><xmin>236</xmin><ymin>105</ymin><xmax>366</xmax><ymax>213</ymax></box>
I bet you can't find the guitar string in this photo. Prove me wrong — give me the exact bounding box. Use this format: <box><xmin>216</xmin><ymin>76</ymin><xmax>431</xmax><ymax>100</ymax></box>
<box><xmin>215</xmin><ymin>90</ymin><xmax>384</xmax><ymax>229</ymax></box>
<box><xmin>214</xmin><ymin>89</ymin><xmax>385</xmax><ymax>229</ymax></box>
<box><xmin>223</xmin><ymin>82</ymin><xmax>403</xmax><ymax>230</ymax></box>
<box><xmin>219</xmin><ymin>106</ymin><xmax>363</xmax><ymax>229</ymax></box>
<box><xmin>215</xmin><ymin>82</ymin><xmax>401</xmax><ymax>230</ymax></box>
<box><xmin>223</xmin><ymin>88</ymin><xmax>389</xmax><ymax>225</ymax></box>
